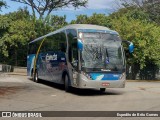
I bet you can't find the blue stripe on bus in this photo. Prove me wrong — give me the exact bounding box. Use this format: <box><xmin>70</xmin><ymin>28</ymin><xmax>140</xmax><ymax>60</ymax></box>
<box><xmin>27</xmin><ymin>54</ymin><xmax>35</xmax><ymax>76</ymax></box>
<box><xmin>89</xmin><ymin>73</ymin><xmax>121</xmax><ymax>81</ymax></box>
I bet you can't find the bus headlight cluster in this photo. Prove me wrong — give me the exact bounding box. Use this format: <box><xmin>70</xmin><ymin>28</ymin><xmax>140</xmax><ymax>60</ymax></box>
<box><xmin>120</xmin><ymin>73</ymin><xmax>125</xmax><ymax>80</ymax></box>
<box><xmin>73</xmin><ymin>73</ymin><xmax>77</xmax><ymax>79</ymax></box>
<box><xmin>81</xmin><ymin>71</ymin><xmax>92</xmax><ymax>80</ymax></box>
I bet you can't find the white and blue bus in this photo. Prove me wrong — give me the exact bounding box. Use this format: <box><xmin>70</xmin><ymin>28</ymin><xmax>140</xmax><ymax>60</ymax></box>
<box><xmin>27</xmin><ymin>24</ymin><xmax>134</xmax><ymax>92</ymax></box>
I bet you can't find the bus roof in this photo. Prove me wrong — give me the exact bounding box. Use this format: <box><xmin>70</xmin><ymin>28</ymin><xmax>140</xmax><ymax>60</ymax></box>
<box><xmin>29</xmin><ymin>24</ymin><xmax>119</xmax><ymax>44</ymax></box>
<box><xmin>65</xmin><ymin>24</ymin><xmax>110</xmax><ymax>30</ymax></box>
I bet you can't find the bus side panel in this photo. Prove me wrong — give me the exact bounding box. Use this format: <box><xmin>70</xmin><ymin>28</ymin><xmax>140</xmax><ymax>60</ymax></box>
<box><xmin>37</xmin><ymin>53</ymin><xmax>47</xmax><ymax>80</ymax></box>
<box><xmin>27</xmin><ymin>54</ymin><xmax>35</xmax><ymax>76</ymax></box>
<box><xmin>37</xmin><ymin>51</ymin><xmax>67</xmax><ymax>83</ymax></box>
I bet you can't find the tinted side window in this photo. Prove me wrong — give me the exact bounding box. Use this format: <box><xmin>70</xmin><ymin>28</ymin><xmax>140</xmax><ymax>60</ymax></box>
<box><xmin>40</xmin><ymin>31</ymin><xmax>67</xmax><ymax>53</ymax></box>
<box><xmin>28</xmin><ymin>40</ymin><xmax>41</xmax><ymax>54</ymax></box>
<box><xmin>28</xmin><ymin>43</ymin><xmax>35</xmax><ymax>54</ymax></box>
<box><xmin>58</xmin><ymin>31</ymin><xmax>67</xmax><ymax>52</ymax></box>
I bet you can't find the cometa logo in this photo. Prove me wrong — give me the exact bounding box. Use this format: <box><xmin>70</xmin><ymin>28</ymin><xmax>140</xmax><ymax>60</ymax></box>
<box><xmin>46</xmin><ymin>54</ymin><xmax>57</xmax><ymax>61</ymax></box>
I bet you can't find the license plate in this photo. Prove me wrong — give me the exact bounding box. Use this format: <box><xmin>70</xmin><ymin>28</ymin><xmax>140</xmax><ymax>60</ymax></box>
<box><xmin>102</xmin><ymin>82</ymin><xmax>110</xmax><ymax>86</ymax></box>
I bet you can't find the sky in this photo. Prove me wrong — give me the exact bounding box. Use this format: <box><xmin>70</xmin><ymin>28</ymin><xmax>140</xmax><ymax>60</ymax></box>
<box><xmin>1</xmin><ymin>0</ymin><xmax>120</xmax><ymax>22</ymax></box>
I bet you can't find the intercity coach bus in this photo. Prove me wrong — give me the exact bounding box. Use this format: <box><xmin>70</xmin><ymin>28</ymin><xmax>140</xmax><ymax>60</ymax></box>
<box><xmin>27</xmin><ymin>24</ymin><xmax>134</xmax><ymax>92</ymax></box>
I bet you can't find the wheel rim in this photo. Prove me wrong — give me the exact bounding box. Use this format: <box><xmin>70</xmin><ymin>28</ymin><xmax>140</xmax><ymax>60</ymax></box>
<box><xmin>35</xmin><ymin>71</ymin><xmax>38</xmax><ymax>82</ymax></box>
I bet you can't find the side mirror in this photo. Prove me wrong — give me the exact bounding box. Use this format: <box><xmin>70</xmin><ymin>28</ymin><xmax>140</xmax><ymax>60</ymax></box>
<box><xmin>73</xmin><ymin>37</ymin><xmax>83</xmax><ymax>51</ymax></box>
<box><xmin>129</xmin><ymin>42</ymin><xmax>134</xmax><ymax>53</ymax></box>
<box><xmin>122</xmin><ymin>40</ymin><xmax>134</xmax><ymax>53</ymax></box>
<box><xmin>77</xmin><ymin>39</ymin><xmax>83</xmax><ymax>51</ymax></box>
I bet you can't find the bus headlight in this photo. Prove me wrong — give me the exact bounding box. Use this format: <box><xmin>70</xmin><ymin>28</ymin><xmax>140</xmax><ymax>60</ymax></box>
<box><xmin>73</xmin><ymin>73</ymin><xmax>77</xmax><ymax>79</ymax></box>
<box><xmin>120</xmin><ymin>73</ymin><xmax>125</xmax><ymax>80</ymax></box>
<box><xmin>81</xmin><ymin>71</ymin><xmax>92</xmax><ymax>80</ymax></box>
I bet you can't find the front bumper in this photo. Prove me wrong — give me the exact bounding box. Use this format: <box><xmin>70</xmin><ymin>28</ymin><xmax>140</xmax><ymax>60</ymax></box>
<box><xmin>75</xmin><ymin>74</ymin><xmax>125</xmax><ymax>88</ymax></box>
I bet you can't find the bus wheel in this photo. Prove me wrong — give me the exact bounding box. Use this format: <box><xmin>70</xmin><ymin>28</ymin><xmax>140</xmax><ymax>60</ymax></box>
<box><xmin>34</xmin><ymin>70</ymin><xmax>39</xmax><ymax>83</ymax></box>
<box><xmin>64</xmin><ymin>74</ymin><xmax>70</xmax><ymax>92</ymax></box>
<box><xmin>31</xmin><ymin>69</ymin><xmax>34</xmax><ymax>80</ymax></box>
<box><xmin>100</xmin><ymin>88</ymin><xmax>106</xmax><ymax>92</ymax></box>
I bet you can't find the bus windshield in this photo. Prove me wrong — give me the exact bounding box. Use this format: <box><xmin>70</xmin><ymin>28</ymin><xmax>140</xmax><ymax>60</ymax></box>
<box><xmin>81</xmin><ymin>32</ymin><xmax>125</xmax><ymax>72</ymax></box>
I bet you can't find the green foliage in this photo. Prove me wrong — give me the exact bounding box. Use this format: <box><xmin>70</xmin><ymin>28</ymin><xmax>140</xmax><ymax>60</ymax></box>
<box><xmin>71</xmin><ymin>13</ymin><xmax>112</xmax><ymax>28</ymax></box>
<box><xmin>87</xmin><ymin>13</ymin><xmax>112</xmax><ymax>27</ymax></box>
<box><xmin>143</xmin><ymin>0</ymin><xmax>160</xmax><ymax>24</ymax></box>
<box><xmin>0</xmin><ymin>8</ymin><xmax>69</xmax><ymax>66</ymax></box>
<box><xmin>34</xmin><ymin>19</ymin><xmax>52</xmax><ymax>37</ymax></box>
<box><xmin>0</xmin><ymin>15</ymin><xmax>11</xmax><ymax>32</ymax></box>
<box><xmin>120</xmin><ymin>0</ymin><xmax>160</xmax><ymax>24</ymax></box>
<box><xmin>71</xmin><ymin>14</ymin><xmax>88</xmax><ymax>24</ymax></box>
<box><xmin>110</xmin><ymin>8</ymin><xmax>160</xmax><ymax>69</ymax></box>
<box><xmin>45</xmin><ymin>15</ymin><xmax>68</xmax><ymax>30</ymax></box>
<box><xmin>6</xmin><ymin>7</ymin><xmax>32</xmax><ymax>21</ymax></box>
<box><xmin>0</xmin><ymin>9</ymin><xmax>36</xmax><ymax>66</ymax></box>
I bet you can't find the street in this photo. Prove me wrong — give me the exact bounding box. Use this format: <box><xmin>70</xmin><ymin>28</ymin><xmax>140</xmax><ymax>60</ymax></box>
<box><xmin>0</xmin><ymin>73</ymin><xmax>160</xmax><ymax>120</ymax></box>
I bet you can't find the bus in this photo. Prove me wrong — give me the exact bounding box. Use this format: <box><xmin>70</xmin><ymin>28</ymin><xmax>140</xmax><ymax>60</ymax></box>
<box><xmin>27</xmin><ymin>24</ymin><xmax>134</xmax><ymax>92</ymax></box>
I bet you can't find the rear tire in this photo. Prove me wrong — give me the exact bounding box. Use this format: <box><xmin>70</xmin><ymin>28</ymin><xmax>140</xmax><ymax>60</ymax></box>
<box><xmin>100</xmin><ymin>88</ymin><xmax>106</xmax><ymax>92</ymax></box>
<box><xmin>31</xmin><ymin>69</ymin><xmax>34</xmax><ymax>80</ymax></box>
<box><xmin>34</xmin><ymin>70</ymin><xmax>39</xmax><ymax>83</ymax></box>
<box><xmin>64</xmin><ymin>74</ymin><xmax>70</xmax><ymax>92</ymax></box>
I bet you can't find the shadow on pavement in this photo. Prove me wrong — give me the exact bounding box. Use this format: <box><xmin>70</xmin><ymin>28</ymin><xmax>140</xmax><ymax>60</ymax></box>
<box><xmin>35</xmin><ymin>79</ymin><xmax>124</xmax><ymax>96</ymax></box>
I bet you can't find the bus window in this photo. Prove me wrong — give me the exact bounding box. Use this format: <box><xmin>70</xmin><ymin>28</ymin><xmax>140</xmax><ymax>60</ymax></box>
<box><xmin>39</xmin><ymin>31</ymin><xmax>67</xmax><ymax>53</ymax></box>
<box><xmin>28</xmin><ymin>41</ymin><xmax>41</xmax><ymax>54</ymax></box>
<box><xmin>58</xmin><ymin>31</ymin><xmax>67</xmax><ymax>52</ymax></box>
<box><xmin>66</xmin><ymin>29</ymin><xmax>78</xmax><ymax>69</ymax></box>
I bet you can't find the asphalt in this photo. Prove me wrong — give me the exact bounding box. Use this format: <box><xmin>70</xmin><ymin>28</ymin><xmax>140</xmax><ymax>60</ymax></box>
<box><xmin>0</xmin><ymin>73</ymin><xmax>160</xmax><ymax>120</ymax></box>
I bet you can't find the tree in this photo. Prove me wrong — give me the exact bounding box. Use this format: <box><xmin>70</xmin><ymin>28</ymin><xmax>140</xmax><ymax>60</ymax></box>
<box><xmin>120</xmin><ymin>0</ymin><xmax>160</xmax><ymax>24</ymax></box>
<box><xmin>109</xmin><ymin>8</ymin><xmax>160</xmax><ymax>79</ymax></box>
<box><xmin>0</xmin><ymin>8</ymin><xmax>68</xmax><ymax>66</ymax></box>
<box><xmin>71</xmin><ymin>13</ymin><xmax>112</xmax><ymax>28</ymax></box>
<box><xmin>0</xmin><ymin>9</ymin><xmax>36</xmax><ymax>66</ymax></box>
<box><xmin>0</xmin><ymin>0</ymin><xmax>6</xmax><ymax>11</ymax></box>
<box><xmin>71</xmin><ymin>14</ymin><xmax>88</xmax><ymax>24</ymax></box>
<box><xmin>45</xmin><ymin>15</ymin><xmax>68</xmax><ymax>30</ymax></box>
<box><xmin>12</xmin><ymin>0</ymin><xmax>88</xmax><ymax>19</ymax></box>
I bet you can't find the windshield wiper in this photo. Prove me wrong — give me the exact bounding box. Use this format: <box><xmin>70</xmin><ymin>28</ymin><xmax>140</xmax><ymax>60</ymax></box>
<box><xmin>106</xmin><ymin>48</ymin><xmax>109</xmax><ymax>64</ymax></box>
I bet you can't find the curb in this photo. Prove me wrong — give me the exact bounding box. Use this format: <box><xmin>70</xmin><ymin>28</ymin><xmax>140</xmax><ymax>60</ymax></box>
<box><xmin>6</xmin><ymin>72</ymin><xmax>27</xmax><ymax>76</ymax></box>
<box><xmin>127</xmin><ymin>80</ymin><xmax>160</xmax><ymax>82</ymax></box>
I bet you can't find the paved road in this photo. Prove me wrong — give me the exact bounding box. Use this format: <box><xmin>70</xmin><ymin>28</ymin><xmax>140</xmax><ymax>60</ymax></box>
<box><xmin>0</xmin><ymin>73</ymin><xmax>160</xmax><ymax>120</ymax></box>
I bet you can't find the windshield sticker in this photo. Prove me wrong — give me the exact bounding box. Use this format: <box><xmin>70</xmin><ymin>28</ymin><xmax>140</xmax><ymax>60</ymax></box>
<box><xmin>61</xmin><ymin>58</ymin><xmax>65</xmax><ymax>61</ymax></box>
<box><xmin>95</xmin><ymin>75</ymin><xmax>104</xmax><ymax>81</ymax></box>
<box><xmin>106</xmin><ymin>57</ymin><xmax>109</xmax><ymax>64</ymax></box>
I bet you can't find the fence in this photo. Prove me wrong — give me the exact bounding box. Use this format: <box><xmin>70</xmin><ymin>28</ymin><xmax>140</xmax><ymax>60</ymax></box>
<box><xmin>126</xmin><ymin>64</ymin><xmax>160</xmax><ymax>80</ymax></box>
<box><xmin>0</xmin><ymin>64</ymin><xmax>159</xmax><ymax>80</ymax></box>
<box><xmin>13</xmin><ymin>66</ymin><xmax>27</xmax><ymax>73</ymax></box>
<box><xmin>0</xmin><ymin>64</ymin><xmax>13</xmax><ymax>72</ymax></box>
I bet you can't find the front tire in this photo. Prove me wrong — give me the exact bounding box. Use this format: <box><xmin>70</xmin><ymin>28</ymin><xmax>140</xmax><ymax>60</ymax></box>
<box><xmin>34</xmin><ymin>70</ymin><xmax>39</xmax><ymax>83</ymax></box>
<box><xmin>64</xmin><ymin>74</ymin><xmax>70</xmax><ymax>92</ymax></box>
